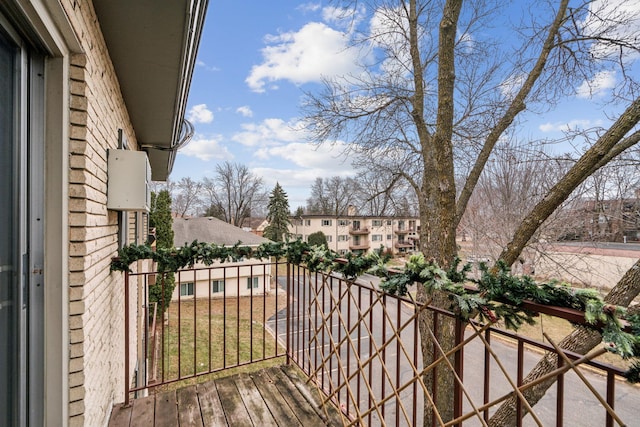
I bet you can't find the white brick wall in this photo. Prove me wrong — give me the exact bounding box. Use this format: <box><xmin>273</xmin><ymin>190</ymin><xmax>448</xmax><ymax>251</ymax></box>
<box><xmin>61</xmin><ymin>1</ymin><xmax>141</xmax><ymax>425</ymax></box>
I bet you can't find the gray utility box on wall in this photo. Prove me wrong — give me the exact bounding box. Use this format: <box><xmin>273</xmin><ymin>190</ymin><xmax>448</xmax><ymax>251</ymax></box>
<box><xmin>107</xmin><ymin>149</ymin><xmax>151</xmax><ymax>212</ymax></box>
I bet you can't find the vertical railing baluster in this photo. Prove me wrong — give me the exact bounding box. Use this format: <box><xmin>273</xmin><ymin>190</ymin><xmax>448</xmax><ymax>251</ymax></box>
<box><xmin>606</xmin><ymin>372</ymin><xmax>615</xmax><ymax>427</ymax></box>
<box><xmin>432</xmin><ymin>312</ymin><xmax>439</xmax><ymax>427</ymax></box>
<box><xmin>517</xmin><ymin>341</ymin><xmax>524</xmax><ymax>427</ymax></box>
<box><xmin>207</xmin><ymin>267</ymin><xmax>211</xmax><ymax>372</ymax></box>
<box><xmin>193</xmin><ymin>269</ymin><xmax>196</xmax><ymax>377</ymax></box>
<box><xmin>357</xmin><ymin>285</ymin><xmax>362</xmax><ymax>420</ymax></box>
<box><xmin>124</xmin><ymin>270</ymin><xmax>130</xmax><ymax>406</ymax></box>
<box><xmin>160</xmin><ymin>273</ymin><xmax>166</xmax><ymax>384</ymax></box>
<box><xmin>413</xmin><ymin>301</ymin><xmax>418</xmax><ymax>427</ymax></box>
<box><xmin>453</xmin><ymin>317</ymin><xmax>465</xmax><ymax>425</ymax></box>
<box><xmin>286</xmin><ymin>262</ymin><xmax>291</xmax><ymax>365</ymax></box>
<box><xmin>484</xmin><ymin>329</ymin><xmax>491</xmax><ymax>423</ymax></box>
<box><xmin>396</xmin><ymin>295</ymin><xmax>401</xmax><ymax>427</ymax></box>
<box><xmin>250</xmin><ymin>264</ymin><xmax>254</xmax><ymax>363</ymax></box>
<box><xmin>556</xmin><ymin>357</ymin><xmax>564</xmax><ymax>427</ymax></box>
<box><xmin>381</xmin><ymin>292</ymin><xmax>387</xmax><ymax>422</ymax></box>
<box><xmin>262</xmin><ymin>262</ymin><xmax>266</xmax><ymax>360</ymax></box>
<box><xmin>177</xmin><ymin>270</ymin><xmax>182</xmax><ymax>379</ymax></box>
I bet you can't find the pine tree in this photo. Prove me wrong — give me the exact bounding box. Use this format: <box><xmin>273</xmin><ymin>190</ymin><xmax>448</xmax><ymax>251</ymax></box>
<box><xmin>150</xmin><ymin>190</ymin><xmax>174</xmax><ymax>249</ymax></box>
<box><xmin>149</xmin><ymin>190</ymin><xmax>175</xmax><ymax>315</ymax></box>
<box><xmin>263</xmin><ymin>183</ymin><xmax>291</xmax><ymax>242</ymax></box>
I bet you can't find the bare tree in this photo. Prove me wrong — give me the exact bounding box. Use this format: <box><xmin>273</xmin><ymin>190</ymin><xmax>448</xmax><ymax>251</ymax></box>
<box><xmin>303</xmin><ymin>0</ymin><xmax>640</xmax><ymax>423</ymax></box>
<box><xmin>353</xmin><ymin>168</ymin><xmax>414</xmax><ymax>216</ymax></box>
<box><xmin>202</xmin><ymin>161</ymin><xmax>266</xmax><ymax>227</ymax></box>
<box><xmin>306</xmin><ymin>176</ymin><xmax>359</xmax><ymax>215</ymax></box>
<box><xmin>172</xmin><ymin>177</ymin><xmax>202</xmax><ymax>217</ymax></box>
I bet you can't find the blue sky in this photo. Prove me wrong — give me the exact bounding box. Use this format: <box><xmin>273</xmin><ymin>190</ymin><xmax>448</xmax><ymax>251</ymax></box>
<box><xmin>171</xmin><ymin>1</ymin><xmax>640</xmax><ymax>209</ymax></box>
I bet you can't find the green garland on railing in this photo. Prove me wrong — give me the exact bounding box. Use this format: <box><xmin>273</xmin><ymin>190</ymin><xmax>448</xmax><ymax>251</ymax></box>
<box><xmin>111</xmin><ymin>239</ymin><xmax>640</xmax><ymax>383</ymax></box>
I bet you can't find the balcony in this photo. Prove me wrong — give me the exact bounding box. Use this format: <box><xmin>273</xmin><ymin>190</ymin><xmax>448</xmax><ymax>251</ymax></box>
<box><xmin>349</xmin><ymin>227</ymin><xmax>370</xmax><ymax>235</ymax></box>
<box><xmin>395</xmin><ymin>241</ymin><xmax>414</xmax><ymax>249</ymax></box>
<box><xmin>108</xmin><ymin>258</ymin><xmax>636</xmax><ymax>426</ymax></box>
<box><xmin>349</xmin><ymin>243</ymin><xmax>370</xmax><ymax>251</ymax></box>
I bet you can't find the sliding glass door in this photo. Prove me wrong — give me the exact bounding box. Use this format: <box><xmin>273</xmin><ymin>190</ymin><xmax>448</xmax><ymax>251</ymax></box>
<box><xmin>0</xmin><ymin>26</ymin><xmax>19</xmax><ymax>427</ymax></box>
<box><xmin>0</xmin><ymin>20</ymin><xmax>44</xmax><ymax>427</ymax></box>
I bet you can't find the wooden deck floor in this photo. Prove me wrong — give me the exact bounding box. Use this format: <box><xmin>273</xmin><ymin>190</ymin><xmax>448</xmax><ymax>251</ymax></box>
<box><xmin>108</xmin><ymin>365</ymin><xmax>345</xmax><ymax>426</ymax></box>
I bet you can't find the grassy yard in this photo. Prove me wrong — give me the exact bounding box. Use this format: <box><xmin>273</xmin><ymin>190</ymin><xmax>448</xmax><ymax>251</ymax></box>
<box><xmin>154</xmin><ymin>291</ymin><xmax>287</xmax><ymax>390</ymax></box>
<box><xmin>500</xmin><ymin>313</ymin><xmax>630</xmax><ymax>370</ymax></box>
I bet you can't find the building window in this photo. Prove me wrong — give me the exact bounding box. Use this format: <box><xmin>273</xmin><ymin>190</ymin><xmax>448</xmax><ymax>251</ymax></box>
<box><xmin>387</xmin><ymin>234</ymin><xmax>392</xmax><ymax>240</ymax></box>
<box><xmin>305</xmin><ymin>219</ymin><xmax>311</xmax><ymax>226</ymax></box>
<box><xmin>338</xmin><ymin>235</ymin><xmax>349</xmax><ymax>241</ymax></box>
<box><xmin>387</xmin><ymin>220</ymin><xmax>392</xmax><ymax>225</ymax></box>
<box><xmin>338</xmin><ymin>249</ymin><xmax>347</xmax><ymax>255</ymax></box>
<box><xmin>326</xmin><ymin>235</ymin><xmax>333</xmax><ymax>242</ymax></box>
<box><xmin>247</xmin><ymin>277</ymin><xmax>259</xmax><ymax>289</ymax></box>
<box><xmin>338</xmin><ymin>219</ymin><xmax>349</xmax><ymax>226</ymax></box>
<box><xmin>372</xmin><ymin>234</ymin><xmax>383</xmax><ymax>241</ymax></box>
<box><xmin>398</xmin><ymin>220</ymin><xmax>405</xmax><ymax>229</ymax></box>
<box><xmin>211</xmin><ymin>280</ymin><xmax>225</xmax><ymax>293</ymax></box>
<box><xmin>322</xmin><ymin>219</ymin><xmax>332</xmax><ymax>226</ymax></box>
<box><xmin>372</xmin><ymin>220</ymin><xmax>382</xmax><ymax>227</ymax></box>
<box><xmin>180</xmin><ymin>282</ymin><xmax>194</xmax><ymax>296</ymax></box>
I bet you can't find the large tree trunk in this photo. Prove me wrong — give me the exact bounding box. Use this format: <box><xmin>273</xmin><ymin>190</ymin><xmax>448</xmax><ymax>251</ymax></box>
<box><xmin>414</xmin><ymin>0</ymin><xmax>463</xmax><ymax>424</ymax></box>
<box><xmin>489</xmin><ymin>258</ymin><xmax>640</xmax><ymax>426</ymax></box>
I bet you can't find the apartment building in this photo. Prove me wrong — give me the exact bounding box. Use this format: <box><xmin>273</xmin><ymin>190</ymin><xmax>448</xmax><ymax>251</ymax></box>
<box><xmin>289</xmin><ymin>215</ymin><xmax>420</xmax><ymax>255</ymax></box>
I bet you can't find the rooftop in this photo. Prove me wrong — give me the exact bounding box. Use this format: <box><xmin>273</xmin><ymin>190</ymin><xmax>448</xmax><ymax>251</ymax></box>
<box><xmin>173</xmin><ymin>217</ymin><xmax>271</xmax><ymax>247</ymax></box>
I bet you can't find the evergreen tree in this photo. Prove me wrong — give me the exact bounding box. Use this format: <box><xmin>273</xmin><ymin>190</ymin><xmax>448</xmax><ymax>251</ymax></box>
<box><xmin>263</xmin><ymin>183</ymin><xmax>291</xmax><ymax>242</ymax></box>
<box><xmin>149</xmin><ymin>190</ymin><xmax>175</xmax><ymax>315</ymax></box>
<box><xmin>150</xmin><ymin>190</ymin><xmax>174</xmax><ymax>249</ymax></box>
<box><xmin>307</xmin><ymin>231</ymin><xmax>328</xmax><ymax>248</ymax></box>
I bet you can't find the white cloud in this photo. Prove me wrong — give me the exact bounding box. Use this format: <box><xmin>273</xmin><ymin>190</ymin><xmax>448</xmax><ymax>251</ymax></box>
<box><xmin>538</xmin><ymin>119</ymin><xmax>603</xmax><ymax>133</ymax></box>
<box><xmin>232</xmin><ymin>118</ymin><xmax>304</xmax><ymax>147</ymax></box>
<box><xmin>583</xmin><ymin>0</ymin><xmax>640</xmax><ymax>60</ymax></box>
<box><xmin>236</xmin><ymin>106</ymin><xmax>253</xmax><ymax>117</ymax></box>
<box><xmin>368</xmin><ymin>6</ymin><xmax>414</xmax><ymax>77</ymax></box>
<box><xmin>576</xmin><ymin>70</ymin><xmax>617</xmax><ymax>99</ymax></box>
<box><xmin>500</xmin><ymin>73</ymin><xmax>526</xmax><ymax>100</ymax></box>
<box><xmin>322</xmin><ymin>4</ymin><xmax>366</xmax><ymax>29</ymax></box>
<box><xmin>297</xmin><ymin>2</ymin><xmax>321</xmax><ymax>13</ymax></box>
<box><xmin>252</xmin><ymin>143</ymin><xmax>357</xmax><ymax>208</ymax></box>
<box><xmin>246</xmin><ymin>22</ymin><xmax>360</xmax><ymax>92</ymax></box>
<box><xmin>264</xmin><ymin>141</ymin><xmax>354</xmax><ymax>170</ymax></box>
<box><xmin>195</xmin><ymin>60</ymin><xmax>220</xmax><ymax>72</ymax></box>
<box><xmin>179</xmin><ymin>134</ymin><xmax>232</xmax><ymax>161</ymax></box>
<box><xmin>187</xmin><ymin>104</ymin><xmax>214</xmax><ymax>124</ymax></box>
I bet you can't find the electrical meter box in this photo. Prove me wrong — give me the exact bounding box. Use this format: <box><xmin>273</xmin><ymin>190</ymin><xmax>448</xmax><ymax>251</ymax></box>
<box><xmin>107</xmin><ymin>149</ymin><xmax>151</xmax><ymax>212</ymax></box>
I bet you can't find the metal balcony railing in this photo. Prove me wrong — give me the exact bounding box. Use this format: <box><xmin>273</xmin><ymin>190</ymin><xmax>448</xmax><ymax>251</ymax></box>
<box><xmin>349</xmin><ymin>227</ymin><xmax>370</xmax><ymax>235</ymax></box>
<box><xmin>121</xmin><ymin>259</ymin><xmax>634</xmax><ymax>426</ymax></box>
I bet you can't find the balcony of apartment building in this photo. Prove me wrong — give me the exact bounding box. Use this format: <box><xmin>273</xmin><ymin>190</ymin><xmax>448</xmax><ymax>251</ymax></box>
<box><xmin>349</xmin><ymin>220</ymin><xmax>370</xmax><ymax>235</ymax></box>
<box><xmin>349</xmin><ymin>243</ymin><xmax>371</xmax><ymax>251</ymax></box>
<box><xmin>395</xmin><ymin>241</ymin><xmax>414</xmax><ymax>249</ymax></box>
<box><xmin>108</xmin><ymin>257</ymin><xmax>636</xmax><ymax>426</ymax></box>
<box><xmin>349</xmin><ymin>236</ymin><xmax>370</xmax><ymax>251</ymax></box>
<box><xmin>349</xmin><ymin>227</ymin><xmax>370</xmax><ymax>235</ymax></box>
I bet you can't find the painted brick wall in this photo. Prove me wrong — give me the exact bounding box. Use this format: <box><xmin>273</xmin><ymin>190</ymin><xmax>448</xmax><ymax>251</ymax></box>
<box><xmin>62</xmin><ymin>1</ymin><xmax>140</xmax><ymax>426</ymax></box>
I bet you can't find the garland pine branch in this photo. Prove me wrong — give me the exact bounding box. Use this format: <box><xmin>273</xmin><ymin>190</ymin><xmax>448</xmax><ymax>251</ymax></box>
<box><xmin>111</xmin><ymin>239</ymin><xmax>640</xmax><ymax>382</ymax></box>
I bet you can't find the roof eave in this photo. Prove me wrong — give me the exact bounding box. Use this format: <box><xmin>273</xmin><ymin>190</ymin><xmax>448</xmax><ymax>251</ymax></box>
<box><xmin>93</xmin><ymin>0</ymin><xmax>208</xmax><ymax>181</ymax></box>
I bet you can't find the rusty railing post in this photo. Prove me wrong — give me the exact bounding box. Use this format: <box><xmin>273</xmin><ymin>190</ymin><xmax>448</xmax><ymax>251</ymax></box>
<box><xmin>124</xmin><ymin>269</ymin><xmax>130</xmax><ymax>406</ymax></box>
<box><xmin>286</xmin><ymin>262</ymin><xmax>291</xmax><ymax>365</ymax></box>
<box><xmin>453</xmin><ymin>317</ymin><xmax>465</xmax><ymax>426</ymax></box>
